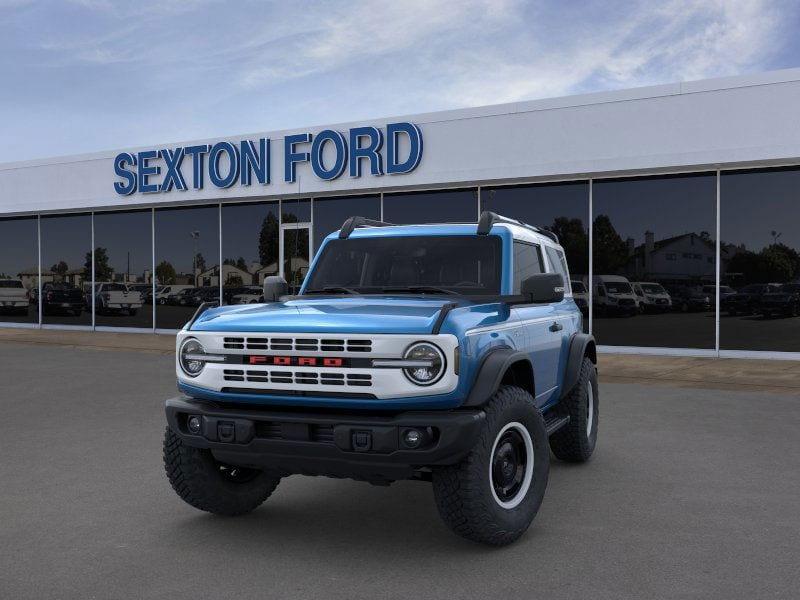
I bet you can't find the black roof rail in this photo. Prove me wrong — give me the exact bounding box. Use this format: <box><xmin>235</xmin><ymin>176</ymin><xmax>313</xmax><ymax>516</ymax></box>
<box><xmin>338</xmin><ymin>216</ymin><xmax>395</xmax><ymax>239</ymax></box>
<box><xmin>477</xmin><ymin>211</ymin><xmax>559</xmax><ymax>244</ymax></box>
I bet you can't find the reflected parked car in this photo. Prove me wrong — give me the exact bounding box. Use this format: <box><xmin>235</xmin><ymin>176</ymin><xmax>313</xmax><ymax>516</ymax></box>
<box><xmin>632</xmin><ymin>282</ymin><xmax>672</xmax><ymax>313</ymax></box>
<box><xmin>88</xmin><ymin>282</ymin><xmax>143</xmax><ymax>315</ymax></box>
<box><xmin>156</xmin><ymin>285</ymin><xmax>193</xmax><ymax>305</ymax></box>
<box><xmin>758</xmin><ymin>283</ymin><xmax>800</xmax><ymax>318</ymax></box>
<box><xmin>232</xmin><ymin>286</ymin><xmax>264</xmax><ymax>304</ymax></box>
<box><xmin>42</xmin><ymin>282</ymin><xmax>84</xmax><ymax>315</ymax></box>
<box><xmin>669</xmin><ymin>286</ymin><xmax>711</xmax><ymax>312</ymax></box>
<box><xmin>169</xmin><ymin>287</ymin><xmax>199</xmax><ymax>306</ymax></box>
<box><xmin>722</xmin><ymin>283</ymin><xmax>781</xmax><ymax>316</ymax></box>
<box><xmin>594</xmin><ymin>275</ymin><xmax>638</xmax><ymax>316</ymax></box>
<box><xmin>126</xmin><ymin>283</ymin><xmax>153</xmax><ymax>304</ymax></box>
<box><xmin>185</xmin><ymin>287</ymin><xmax>220</xmax><ymax>307</ymax></box>
<box><xmin>702</xmin><ymin>285</ymin><xmax>736</xmax><ymax>303</ymax></box>
<box><xmin>0</xmin><ymin>279</ymin><xmax>31</xmax><ymax>315</ymax></box>
<box><xmin>570</xmin><ymin>280</ymin><xmax>589</xmax><ymax>314</ymax></box>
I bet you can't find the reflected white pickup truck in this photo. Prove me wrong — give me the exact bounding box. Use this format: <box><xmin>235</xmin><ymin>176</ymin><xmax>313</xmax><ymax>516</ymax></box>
<box><xmin>90</xmin><ymin>282</ymin><xmax>143</xmax><ymax>315</ymax></box>
<box><xmin>0</xmin><ymin>279</ymin><xmax>30</xmax><ymax>314</ymax></box>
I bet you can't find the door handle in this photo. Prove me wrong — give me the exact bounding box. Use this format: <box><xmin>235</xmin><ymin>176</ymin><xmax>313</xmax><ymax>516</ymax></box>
<box><xmin>549</xmin><ymin>321</ymin><xmax>563</xmax><ymax>332</ymax></box>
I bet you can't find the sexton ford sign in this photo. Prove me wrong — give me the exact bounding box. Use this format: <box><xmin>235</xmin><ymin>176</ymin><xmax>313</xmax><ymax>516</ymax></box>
<box><xmin>112</xmin><ymin>122</ymin><xmax>423</xmax><ymax>196</ymax></box>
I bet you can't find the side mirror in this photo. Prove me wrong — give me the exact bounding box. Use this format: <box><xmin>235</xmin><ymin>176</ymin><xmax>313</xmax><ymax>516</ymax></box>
<box><xmin>263</xmin><ymin>276</ymin><xmax>288</xmax><ymax>302</ymax></box>
<box><xmin>521</xmin><ymin>273</ymin><xmax>565</xmax><ymax>304</ymax></box>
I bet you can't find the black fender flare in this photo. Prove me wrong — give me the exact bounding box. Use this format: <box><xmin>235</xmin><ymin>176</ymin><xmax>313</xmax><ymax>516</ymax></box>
<box><xmin>463</xmin><ymin>348</ymin><xmax>534</xmax><ymax>407</ymax></box>
<box><xmin>560</xmin><ymin>333</ymin><xmax>597</xmax><ymax>398</ymax></box>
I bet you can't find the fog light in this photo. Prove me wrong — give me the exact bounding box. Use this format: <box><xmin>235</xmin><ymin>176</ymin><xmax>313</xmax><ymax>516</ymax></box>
<box><xmin>187</xmin><ymin>415</ymin><xmax>202</xmax><ymax>434</ymax></box>
<box><xmin>403</xmin><ymin>428</ymin><xmax>422</xmax><ymax>448</ymax></box>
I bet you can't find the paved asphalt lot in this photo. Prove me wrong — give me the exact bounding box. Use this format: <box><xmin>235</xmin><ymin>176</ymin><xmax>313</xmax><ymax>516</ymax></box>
<box><xmin>1</xmin><ymin>343</ymin><xmax>798</xmax><ymax>600</ymax></box>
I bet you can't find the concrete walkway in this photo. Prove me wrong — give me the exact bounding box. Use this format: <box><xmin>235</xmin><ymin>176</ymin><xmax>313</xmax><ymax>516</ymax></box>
<box><xmin>0</xmin><ymin>327</ymin><xmax>798</xmax><ymax>394</ymax></box>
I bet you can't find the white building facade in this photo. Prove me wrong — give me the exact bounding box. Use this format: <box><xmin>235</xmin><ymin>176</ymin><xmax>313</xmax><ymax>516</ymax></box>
<box><xmin>1</xmin><ymin>69</ymin><xmax>800</xmax><ymax>358</ymax></box>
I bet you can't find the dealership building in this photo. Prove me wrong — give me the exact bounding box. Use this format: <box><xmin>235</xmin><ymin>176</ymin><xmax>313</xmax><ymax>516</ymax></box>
<box><xmin>1</xmin><ymin>69</ymin><xmax>799</xmax><ymax>359</ymax></box>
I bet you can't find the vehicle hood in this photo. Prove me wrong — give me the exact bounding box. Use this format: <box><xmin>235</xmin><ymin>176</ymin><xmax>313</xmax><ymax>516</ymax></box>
<box><xmin>190</xmin><ymin>296</ymin><xmax>455</xmax><ymax>334</ymax></box>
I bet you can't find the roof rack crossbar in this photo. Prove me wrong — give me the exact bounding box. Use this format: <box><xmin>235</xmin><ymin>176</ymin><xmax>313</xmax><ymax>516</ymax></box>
<box><xmin>477</xmin><ymin>211</ymin><xmax>559</xmax><ymax>244</ymax></box>
<box><xmin>338</xmin><ymin>216</ymin><xmax>395</xmax><ymax>239</ymax></box>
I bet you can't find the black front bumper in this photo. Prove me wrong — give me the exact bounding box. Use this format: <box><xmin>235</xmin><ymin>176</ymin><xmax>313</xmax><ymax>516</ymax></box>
<box><xmin>165</xmin><ymin>396</ymin><xmax>485</xmax><ymax>483</ymax></box>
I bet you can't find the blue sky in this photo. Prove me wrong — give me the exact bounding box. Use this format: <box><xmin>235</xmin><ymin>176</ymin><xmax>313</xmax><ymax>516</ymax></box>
<box><xmin>1</xmin><ymin>0</ymin><xmax>798</xmax><ymax>163</ymax></box>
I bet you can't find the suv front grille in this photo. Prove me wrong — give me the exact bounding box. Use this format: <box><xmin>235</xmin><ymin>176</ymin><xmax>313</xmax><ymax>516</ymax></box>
<box><xmin>223</xmin><ymin>369</ymin><xmax>372</xmax><ymax>387</ymax></box>
<box><xmin>223</xmin><ymin>336</ymin><xmax>371</xmax><ymax>353</ymax></box>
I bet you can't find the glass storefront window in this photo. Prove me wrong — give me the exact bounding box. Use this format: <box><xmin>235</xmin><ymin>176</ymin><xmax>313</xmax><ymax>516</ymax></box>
<box><xmin>221</xmin><ymin>202</ymin><xmax>278</xmax><ymax>305</ymax></box>
<box><xmin>0</xmin><ymin>217</ymin><xmax>38</xmax><ymax>324</ymax></box>
<box><xmin>154</xmin><ymin>205</ymin><xmax>219</xmax><ymax>330</ymax></box>
<box><xmin>383</xmin><ymin>189</ymin><xmax>477</xmax><ymax>224</ymax></box>
<box><xmin>92</xmin><ymin>210</ymin><xmax>153</xmax><ymax>328</ymax></box>
<box><xmin>282</xmin><ymin>198</ymin><xmax>311</xmax><ymax>224</ymax></box>
<box><xmin>721</xmin><ymin>168</ymin><xmax>800</xmax><ymax>352</ymax></box>
<box><xmin>312</xmin><ymin>195</ymin><xmax>381</xmax><ymax>252</ymax></box>
<box><xmin>592</xmin><ymin>173</ymin><xmax>717</xmax><ymax>349</ymax></box>
<box><xmin>482</xmin><ymin>181</ymin><xmax>590</xmax><ymax>329</ymax></box>
<box><xmin>40</xmin><ymin>213</ymin><xmax>93</xmax><ymax>326</ymax></box>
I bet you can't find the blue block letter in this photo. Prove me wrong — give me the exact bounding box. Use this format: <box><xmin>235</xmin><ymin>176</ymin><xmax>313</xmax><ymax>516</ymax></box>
<box><xmin>311</xmin><ymin>130</ymin><xmax>347</xmax><ymax>181</ymax></box>
<box><xmin>137</xmin><ymin>150</ymin><xmax>160</xmax><ymax>194</ymax></box>
<box><xmin>184</xmin><ymin>144</ymin><xmax>210</xmax><ymax>189</ymax></box>
<box><xmin>113</xmin><ymin>152</ymin><xmax>137</xmax><ymax>195</ymax></box>
<box><xmin>240</xmin><ymin>139</ymin><xmax>270</xmax><ymax>186</ymax></box>
<box><xmin>159</xmin><ymin>147</ymin><xmax>187</xmax><ymax>192</ymax></box>
<box><xmin>386</xmin><ymin>122</ymin><xmax>423</xmax><ymax>175</ymax></box>
<box><xmin>284</xmin><ymin>133</ymin><xmax>311</xmax><ymax>183</ymax></box>
<box><xmin>209</xmin><ymin>142</ymin><xmax>240</xmax><ymax>188</ymax></box>
<box><xmin>349</xmin><ymin>127</ymin><xmax>384</xmax><ymax>177</ymax></box>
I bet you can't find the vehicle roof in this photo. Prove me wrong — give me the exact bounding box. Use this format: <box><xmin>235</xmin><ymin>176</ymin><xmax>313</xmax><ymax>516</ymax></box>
<box><xmin>327</xmin><ymin>222</ymin><xmax>562</xmax><ymax>249</ymax></box>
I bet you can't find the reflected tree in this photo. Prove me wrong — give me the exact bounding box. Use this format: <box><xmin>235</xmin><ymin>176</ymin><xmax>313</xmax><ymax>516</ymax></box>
<box><xmin>156</xmin><ymin>261</ymin><xmax>177</xmax><ymax>285</ymax></box>
<box><xmin>549</xmin><ymin>217</ymin><xmax>588</xmax><ymax>274</ymax></box>
<box><xmin>84</xmin><ymin>247</ymin><xmax>113</xmax><ymax>283</ymax></box>
<box><xmin>258</xmin><ymin>213</ymin><xmax>279</xmax><ymax>268</ymax></box>
<box><xmin>592</xmin><ymin>215</ymin><xmax>629</xmax><ymax>274</ymax></box>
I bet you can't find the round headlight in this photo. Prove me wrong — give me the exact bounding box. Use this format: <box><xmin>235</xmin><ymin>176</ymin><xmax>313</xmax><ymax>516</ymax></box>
<box><xmin>403</xmin><ymin>342</ymin><xmax>445</xmax><ymax>386</ymax></box>
<box><xmin>179</xmin><ymin>337</ymin><xmax>206</xmax><ymax>378</ymax></box>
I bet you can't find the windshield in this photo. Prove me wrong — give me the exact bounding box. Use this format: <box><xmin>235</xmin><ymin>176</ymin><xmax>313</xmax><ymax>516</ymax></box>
<box><xmin>305</xmin><ymin>235</ymin><xmax>502</xmax><ymax>296</ymax></box>
<box><xmin>605</xmin><ymin>282</ymin><xmax>632</xmax><ymax>294</ymax></box>
<box><xmin>0</xmin><ymin>280</ymin><xmax>23</xmax><ymax>288</ymax></box>
<box><xmin>641</xmin><ymin>283</ymin><xmax>665</xmax><ymax>294</ymax></box>
<box><xmin>571</xmin><ymin>281</ymin><xmax>586</xmax><ymax>293</ymax></box>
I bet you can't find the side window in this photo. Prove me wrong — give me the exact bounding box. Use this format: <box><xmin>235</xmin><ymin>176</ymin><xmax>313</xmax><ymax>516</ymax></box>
<box><xmin>545</xmin><ymin>246</ymin><xmax>571</xmax><ymax>295</ymax></box>
<box><xmin>512</xmin><ymin>241</ymin><xmax>544</xmax><ymax>293</ymax></box>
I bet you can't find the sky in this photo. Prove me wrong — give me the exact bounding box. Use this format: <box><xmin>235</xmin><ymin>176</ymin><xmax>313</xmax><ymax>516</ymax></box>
<box><xmin>0</xmin><ymin>0</ymin><xmax>799</xmax><ymax>163</ymax></box>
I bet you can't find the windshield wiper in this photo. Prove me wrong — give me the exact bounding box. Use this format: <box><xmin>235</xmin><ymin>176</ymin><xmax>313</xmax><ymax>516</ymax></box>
<box><xmin>304</xmin><ymin>286</ymin><xmax>361</xmax><ymax>295</ymax></box>
<box><xmin>379</xmin><ymin>286</ymin><xmax>457</xmax><ymax>295</ymax></box>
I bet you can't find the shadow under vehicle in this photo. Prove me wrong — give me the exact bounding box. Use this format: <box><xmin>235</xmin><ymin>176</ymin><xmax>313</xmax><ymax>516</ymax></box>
<box><xmin>668</xmin><ymin>286</ymin><xmax>712</xmax><ymax>313</ymax></box>
<box><xmin>632</xmin><ymin>281</ymin><xmax>672</xmax><ymax>313</ymax></box>
<box><xmin>722</xmin><ymin>283</ymin><xmax>781</xmax><ymax>316</ymax></box>
<box><xmin>758</xmin><ymin>283</ymin><xmax>800</xmax><ymax>318</ymax></box>
<box><xmin>0</xmin><ymin>279</ymin><xmax>31</xmax><ymax>315</ymax></box>
<box><xmin>42</xmin><ymin>282</ymin><xmax>84</xmax><ymax>316</ymax></box>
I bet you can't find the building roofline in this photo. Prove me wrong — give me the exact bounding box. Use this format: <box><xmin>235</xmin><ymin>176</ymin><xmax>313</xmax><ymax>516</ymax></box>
<box><xmin>3</xmin><ymin>67</ymin><xmax>800</xmax><ymax>171</ymax></box>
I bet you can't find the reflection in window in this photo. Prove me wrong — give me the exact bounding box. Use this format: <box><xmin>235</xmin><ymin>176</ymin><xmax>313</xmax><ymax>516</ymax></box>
<box><xmin>721</xmin><ymin>167</ymin><xmax>800</xmax><ymax>352</ymax></box>
<box><xmin>93</xmin><ymin>210</ymin><xmax>153</xmax><ymax>328</ymax></box>
<box><xmin>155</xmin><ymin>205</ymin><xmax>219</xmax><ymax>329</ymax></box>
<box><xmin>0</xmin><ymin>217</ymin><xmax>38</xmax><ymax>324</ymax></box>
<box><xmin>512</xmin><ymin>241</ymin><xmax>544</xmax><ymax>293</ymax></box>
<box><xmin>312</xmin><ymin>195</ymin><xmax>380</xmax><ymax>252</ymax></box>
<box><xmin>40</xmin><ymin>214</ymin><xmax>92</xmax><ymax>326</ymax></box>
<box><xmin>592</xmin><ymin>174</ymin><xmax>717</xmax><ymax>349</ymax></box>
<box><xmin>482</xmin><ymin>182</ymin><xmax>589</xmax><ymax>330</ymax></box>
<box><xmin>282</xmin><ymin>198</ymin><xmax>311</xmax><ymax>223</ymax></box>
<box><xmin>383</xmin><ymin>189</ymin><xmax>477</xmax><ymax>224</ymax></box>
<box><xmin>221</xmin><ymin>202</ymin><xmax>278</xmax><ymax>305</ymax></box>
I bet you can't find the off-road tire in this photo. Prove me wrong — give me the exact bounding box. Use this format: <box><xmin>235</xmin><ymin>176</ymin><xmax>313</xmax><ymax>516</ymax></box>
<box><xmin>431</xmin><ymin>386</ymin><xmax>549</xmax><ymax>546</ymax></box>
<box><xmin>549</xmin><ymin>357</ymin><xmax>598</xmax><ymax>462</ymax></box>
<box><xmin>163</xmin><ymin>427</ymin><xmax>280</xmax><ymax>516</ymax></box>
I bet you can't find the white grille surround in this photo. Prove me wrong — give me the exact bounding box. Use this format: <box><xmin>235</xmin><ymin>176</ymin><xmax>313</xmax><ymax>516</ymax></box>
<box><xmin>176</xmin><ymin>331</ymin><xmax>460</xmax><ymax>400</ymax></box>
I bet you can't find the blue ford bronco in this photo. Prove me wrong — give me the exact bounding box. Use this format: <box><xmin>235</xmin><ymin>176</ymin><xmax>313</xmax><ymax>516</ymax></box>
<box><xmin>164</xmin><ymin>212</ymin><xmax>598</xmax><ymax>545</ymax></box>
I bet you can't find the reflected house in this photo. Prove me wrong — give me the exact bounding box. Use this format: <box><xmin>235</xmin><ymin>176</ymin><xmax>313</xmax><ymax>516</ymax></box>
<box><xmin>17</xmin><ymin>267</ymin><xmax>42</xmax><ymax>291</ymax></box>
<box><xmin>627</xmin><ymin>231</ymin><xmax>715</xmax><ymax>284</ymax></box>
<box><xmin>255</xmin><ymin>262</ymin><xmax>279</xmax><ymax>284</ymax></box>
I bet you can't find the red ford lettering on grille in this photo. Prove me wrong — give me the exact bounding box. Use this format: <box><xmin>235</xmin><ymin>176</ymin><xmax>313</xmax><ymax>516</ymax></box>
<box><xmin>247</xmin><ymin>356</ymin><xmax>345</xmax><ymax>367</ymax></box>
